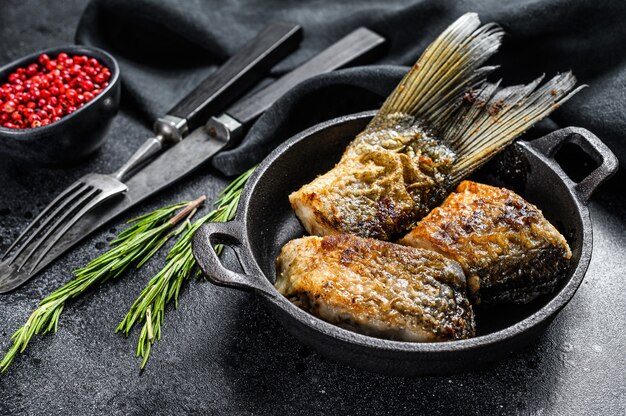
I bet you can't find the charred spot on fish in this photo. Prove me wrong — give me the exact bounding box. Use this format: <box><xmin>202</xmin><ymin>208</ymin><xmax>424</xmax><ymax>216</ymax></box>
<box><xmin>376</xmin><ymin>198</ymin><xmax>401</xmax><ymax>222</ymax></box>
<box><xmin>313</xmin><ymin>206</ymin><xmax>342</xmax><ymax>231</ymax></box>
<box><xmin>442</xmin><ymin>324</ymin><xmax>455</xmax><ymax>337</ymax></box>
<box><xmin>461</xmin><ymin>211</ymin><xmax>483</xmax><ymax>234</ymax></box>
<box><xmin>354</xmin><ymin>219</ymin><xmax>384</xmax><ymax>239</ymax></box>
<box><xmin>340</xmin><ymin>248</ymin><xmax>356</xmax><ymax>265</ymax></box>
<box><xmin>431</xmin><ymin>226</ymin><xmax>454</xmax><ymax>246</ymax></box>
<box><xmin>321</xmin><ymin>235</ymin><xmax>340</xmax><ymax>251</ymax></box>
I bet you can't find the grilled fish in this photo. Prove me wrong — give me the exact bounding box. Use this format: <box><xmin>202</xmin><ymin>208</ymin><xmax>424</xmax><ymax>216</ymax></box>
<box><xmin>399</xmin><ymin>181</ymin><xmax>572</xmax><ymax>304</ymax></box>
<box><xmin>289</xmin><ymin>13</ymin><xmax>583</xmax><ymax>241</ymax></box>
<box><xmin>275</xmin><ymin>234</ymin><xmax>475</xmax><ymax>341</ymax></box>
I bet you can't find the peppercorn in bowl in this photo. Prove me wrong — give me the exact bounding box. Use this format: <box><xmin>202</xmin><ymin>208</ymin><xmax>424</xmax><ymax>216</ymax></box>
<box><xmin>0</xmin><ymin>45</ymin><xmax>120</xmax><ymax>165</ymax></box>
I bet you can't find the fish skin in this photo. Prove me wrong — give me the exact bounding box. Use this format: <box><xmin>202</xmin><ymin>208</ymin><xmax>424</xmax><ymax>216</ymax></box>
<box><xmin>290</xmin><ymin>114</ymin><xmax>456</xmax><ymax>240</ymax></box>
<box><xmin>399</xmin><ymin>181</ymin><xmax>572</xmax><ymax>305</ymax></box>
<box><xmin>275</xmin><ymin>234</ymin><xmax>475</xmax><ymax>342</ymax></box>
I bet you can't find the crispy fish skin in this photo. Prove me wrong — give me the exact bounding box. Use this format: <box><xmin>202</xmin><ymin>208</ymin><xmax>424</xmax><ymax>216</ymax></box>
<box><xmin>290</xmin><ymin>118</ymin><xmax>455</xmax><ymax>240</ymax></box>
<box><xmin>275</xmin><ymin>234</ymin><xmax>475</xmax><ymax>341</ymax></box>
<box><xmin>399</xmin><ymin>181</ymin><xmax>572</xmax><ymax>304</ymax></box>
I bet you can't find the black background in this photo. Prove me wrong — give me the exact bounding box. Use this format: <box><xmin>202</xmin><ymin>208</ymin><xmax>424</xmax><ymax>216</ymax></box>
<box><xmin>1</xmin><ymin>1</ymin><xmax>625</xmax><ymax>414</ymax></box>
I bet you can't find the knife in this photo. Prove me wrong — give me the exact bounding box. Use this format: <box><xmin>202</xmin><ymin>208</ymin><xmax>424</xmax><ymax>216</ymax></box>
<box><xmin>2</xmin><ymin>28</ymin><xmax>386</xmax><ymax>293</ymax></box>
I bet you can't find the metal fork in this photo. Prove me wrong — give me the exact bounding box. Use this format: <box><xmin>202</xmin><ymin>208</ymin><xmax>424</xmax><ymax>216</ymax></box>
<box><xmin>1</xmin><ymin>156</ymin><xmax>146</xmax><ymax>274</ymax></box>
<box><xmin>0</xmin><ymin>22</ymin><xmax>302</xmax><ymax>279</ymax></box>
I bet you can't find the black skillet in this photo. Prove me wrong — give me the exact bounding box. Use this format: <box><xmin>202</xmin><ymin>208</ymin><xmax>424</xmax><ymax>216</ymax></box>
<box><xmin>192</xmin><ymin>111</ymin><xmax>618</xmax><ymax>376</ymax></box>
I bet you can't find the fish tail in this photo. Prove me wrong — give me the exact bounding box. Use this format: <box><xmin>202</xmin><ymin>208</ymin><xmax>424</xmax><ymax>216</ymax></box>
<box><xmin>365</xmin><ymin>12</ymin><xmax>584</xmax><ymax>184</ymax></box>
<box><xmin>446</xmin><ymin>73</ymin><xmax>586</xmax><ymax>182</ymax></box>
<box><xmin>366</xmin><ymin>12</ymin><xmax>504</xmax><ymax>128</ymax></box>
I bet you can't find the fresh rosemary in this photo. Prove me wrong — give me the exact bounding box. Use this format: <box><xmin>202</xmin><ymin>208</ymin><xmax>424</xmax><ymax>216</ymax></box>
<box><xmin>117</xmin><ymin>166</ymin><xmax>255</xmax><ymax>369</ymax></box>
<box><xmin>0</xmin><ymin>197</ymin><xmax>206</xmax><ymax>372</ymax></box>
<box><xmin>1</xmin><ymin>166</ymin><xmax>255</xmax><ymax>373</ymax></box>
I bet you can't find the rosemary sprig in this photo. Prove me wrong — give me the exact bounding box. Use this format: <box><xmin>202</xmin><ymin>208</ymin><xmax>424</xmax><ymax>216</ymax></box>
<box><xmin>117</xmin><ymin>166</ymin><xmax>255</xmax><ymax>369</ymax></box>
<box><xmin>0</xmin><ymin>197</ymin><xmax>206</xmax><ymax>373</ymax></box>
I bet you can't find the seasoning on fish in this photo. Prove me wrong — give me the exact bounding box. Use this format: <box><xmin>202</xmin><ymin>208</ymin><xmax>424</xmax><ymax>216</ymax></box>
<box><xmin>289</xmin><ymin>13</ymin><xmax>584</xmax><ymax>240</ymax></box>
<box><xmin>398</xmin><ymin>181</ymin><xmax>572</xmax><ymax>305</ymax></box>
<box><xmin>275</xmin><ymin>234</ymin><xmax>475</xmax><ymax>341</ymax></box>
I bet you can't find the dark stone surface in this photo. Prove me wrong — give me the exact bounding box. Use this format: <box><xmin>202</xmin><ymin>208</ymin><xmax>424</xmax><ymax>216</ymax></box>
<box><xmin>0</xmin><ymin>1</ymin><xmax>625</xmax><ymax>415</ymax></box>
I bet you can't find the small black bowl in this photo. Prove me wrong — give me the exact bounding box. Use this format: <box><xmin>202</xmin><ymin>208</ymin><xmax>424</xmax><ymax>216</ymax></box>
<box><xmin>0</xmin><ymin>45</ymin><xmax>121</xmax><ymax>166</ymax></box>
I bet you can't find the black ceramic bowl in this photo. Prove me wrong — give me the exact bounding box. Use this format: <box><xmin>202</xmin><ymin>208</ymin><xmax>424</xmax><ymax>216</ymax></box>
<box><xmin>193</xmin><ymin>112</ymin><xmax>618</xmax><ymax>376</ymax></box>
<box><xmin>0</xmin><ymin>45</ymin><xmax>121</xmax><ymax>166</ymax></box>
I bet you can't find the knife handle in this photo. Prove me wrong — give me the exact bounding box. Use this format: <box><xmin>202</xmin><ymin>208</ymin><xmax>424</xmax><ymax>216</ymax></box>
<box><xmin>225</xmin><ymin>27</ymin><xmax>386</xmax><ymax>127</ymax></box>
<box><xmin>159</xmin><ymin>22</ymin><xmax>302</xmax><ymax>138</ymax></box>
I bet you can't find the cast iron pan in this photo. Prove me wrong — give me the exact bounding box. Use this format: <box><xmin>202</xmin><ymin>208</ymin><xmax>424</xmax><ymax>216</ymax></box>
<box><xmin>192</xmin><ymin>111</ymin><xmax>618</xmax><ymax>376</ymax></box>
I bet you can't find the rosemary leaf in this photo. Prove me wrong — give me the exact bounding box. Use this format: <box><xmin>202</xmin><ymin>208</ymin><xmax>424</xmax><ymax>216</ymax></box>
<box><xmin>118</xmin><ymin>166</ymin><xmax>255</xmax><ymax>369</ymax></box>
<box><xmin>0</xmin><ymin>198</ymin><xmax>206</xmax><ymax>373</ymax></box>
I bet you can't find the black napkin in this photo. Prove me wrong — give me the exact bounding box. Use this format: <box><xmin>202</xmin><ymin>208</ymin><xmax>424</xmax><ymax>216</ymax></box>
<box><xmin>77</xmin><ymin>0</ymin><xmax>626</xmax><ymax>175</ymax></box>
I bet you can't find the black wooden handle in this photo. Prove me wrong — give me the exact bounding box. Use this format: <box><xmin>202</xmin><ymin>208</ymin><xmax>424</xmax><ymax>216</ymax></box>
<box><xmin>225</xmin><ymin>27</ymin><xmax>386</xmax><ymax>126</ymax></box>
<box><xmin>168</xmin><ymin>22</ymin><xmax>302</xmax><ymax>131</ymax></box>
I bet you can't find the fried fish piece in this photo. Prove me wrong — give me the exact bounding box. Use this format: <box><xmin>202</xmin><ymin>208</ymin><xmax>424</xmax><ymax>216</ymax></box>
<box><xmin>290</xmin><ymin>13</ymin><xmax>583</xmax><ymax>240</ymax></box>
<box><xmin>399</xmin><ymin>181</ymin><xmax>572</xmax><ymax>305</ymax></box>
<box><xmin>275</xmin><ymin>234</ymin><xmax>475</xmax><ymax>341</ymax></box>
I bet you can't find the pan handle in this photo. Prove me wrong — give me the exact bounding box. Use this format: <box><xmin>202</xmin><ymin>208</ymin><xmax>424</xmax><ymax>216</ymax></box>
<box><xmin>525</xmin><ymin>127</ymin><xmax>619</xmax><ymax>202</ymax></box>
<box><xmin>192</xmin><ymin>220</ymin><xmax>276</xmax><ymax>298</ymax></box>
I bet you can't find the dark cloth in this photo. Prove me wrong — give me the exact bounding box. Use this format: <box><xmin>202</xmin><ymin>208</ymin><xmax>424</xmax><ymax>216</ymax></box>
<box><xmin>77</xmin><ymin>0</ymin><xmax>626</xmax><ymax>175</ymax></box>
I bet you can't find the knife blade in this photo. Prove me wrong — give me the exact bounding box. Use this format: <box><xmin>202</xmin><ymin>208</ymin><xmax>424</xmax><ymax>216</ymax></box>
<box><xmin>6</xmin><ymin>28</ymin><xmax>386</xmax><ymax>291</ymax></box>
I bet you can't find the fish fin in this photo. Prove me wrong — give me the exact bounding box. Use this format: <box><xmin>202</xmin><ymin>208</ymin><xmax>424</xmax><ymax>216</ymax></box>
<box><xmin>366</xmin><ymin>13</ymin><xmax>504</xmax><ymax>129</ymax></box>
<box><xmin>446</xmin><ymin>72</ymin><xmax>586</xmax><ymax>182</ymax></box>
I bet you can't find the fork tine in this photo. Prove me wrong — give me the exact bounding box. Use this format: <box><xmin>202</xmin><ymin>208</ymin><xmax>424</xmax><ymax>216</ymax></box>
<box><xmin>15</xmin><ymin>187</ymin><xmax>100</xmax><ymax>272</ymax></box>
<box><xmin>1</xmin><ymin>181</ymin><xmax>85</xmax><ymax>261</ymax></box>
<box><xmin>28</xmin><ymin>190</ymin><xmax>115</xmax><ymax>273</ymax></box>
<box><xmin>5</xmin><ymin>182</ymin><xmax>91</xmax><ymax>266</ymax></box>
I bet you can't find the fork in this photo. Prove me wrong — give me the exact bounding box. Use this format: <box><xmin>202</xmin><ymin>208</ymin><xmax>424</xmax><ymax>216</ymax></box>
<box><xmin>0</xmin><ymin>22</ymin><xmax>302</xmax><ymax>279</ymax></box>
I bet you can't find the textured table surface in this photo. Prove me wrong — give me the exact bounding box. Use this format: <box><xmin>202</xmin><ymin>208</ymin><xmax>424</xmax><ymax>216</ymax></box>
<box><xmin>1</xmin><ymin>1</ymin><xmax>625</xmax><ymax>415</ymax></box>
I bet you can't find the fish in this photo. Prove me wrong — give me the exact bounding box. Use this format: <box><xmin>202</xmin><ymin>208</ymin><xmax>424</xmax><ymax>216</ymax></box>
<box><xmin>398</xmin><ymin>181</ymin><xmax>572</xmax><ymax>304</ymax></box>
<box><xmin>275</xmin><ymin>234</ymin><xmax>475</xmax><ymax>341</ymax></box>
<box><xmin>289</xmin><ymin>13</ymin><xmax>584</xmax><ymax>241</ymax></box>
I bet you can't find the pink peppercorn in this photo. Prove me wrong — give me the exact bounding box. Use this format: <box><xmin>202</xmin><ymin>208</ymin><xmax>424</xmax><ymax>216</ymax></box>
<box><xmin>1</xmin><ymin>53</ymin><xmax>110</xmax><ymax>129</ymax></box>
